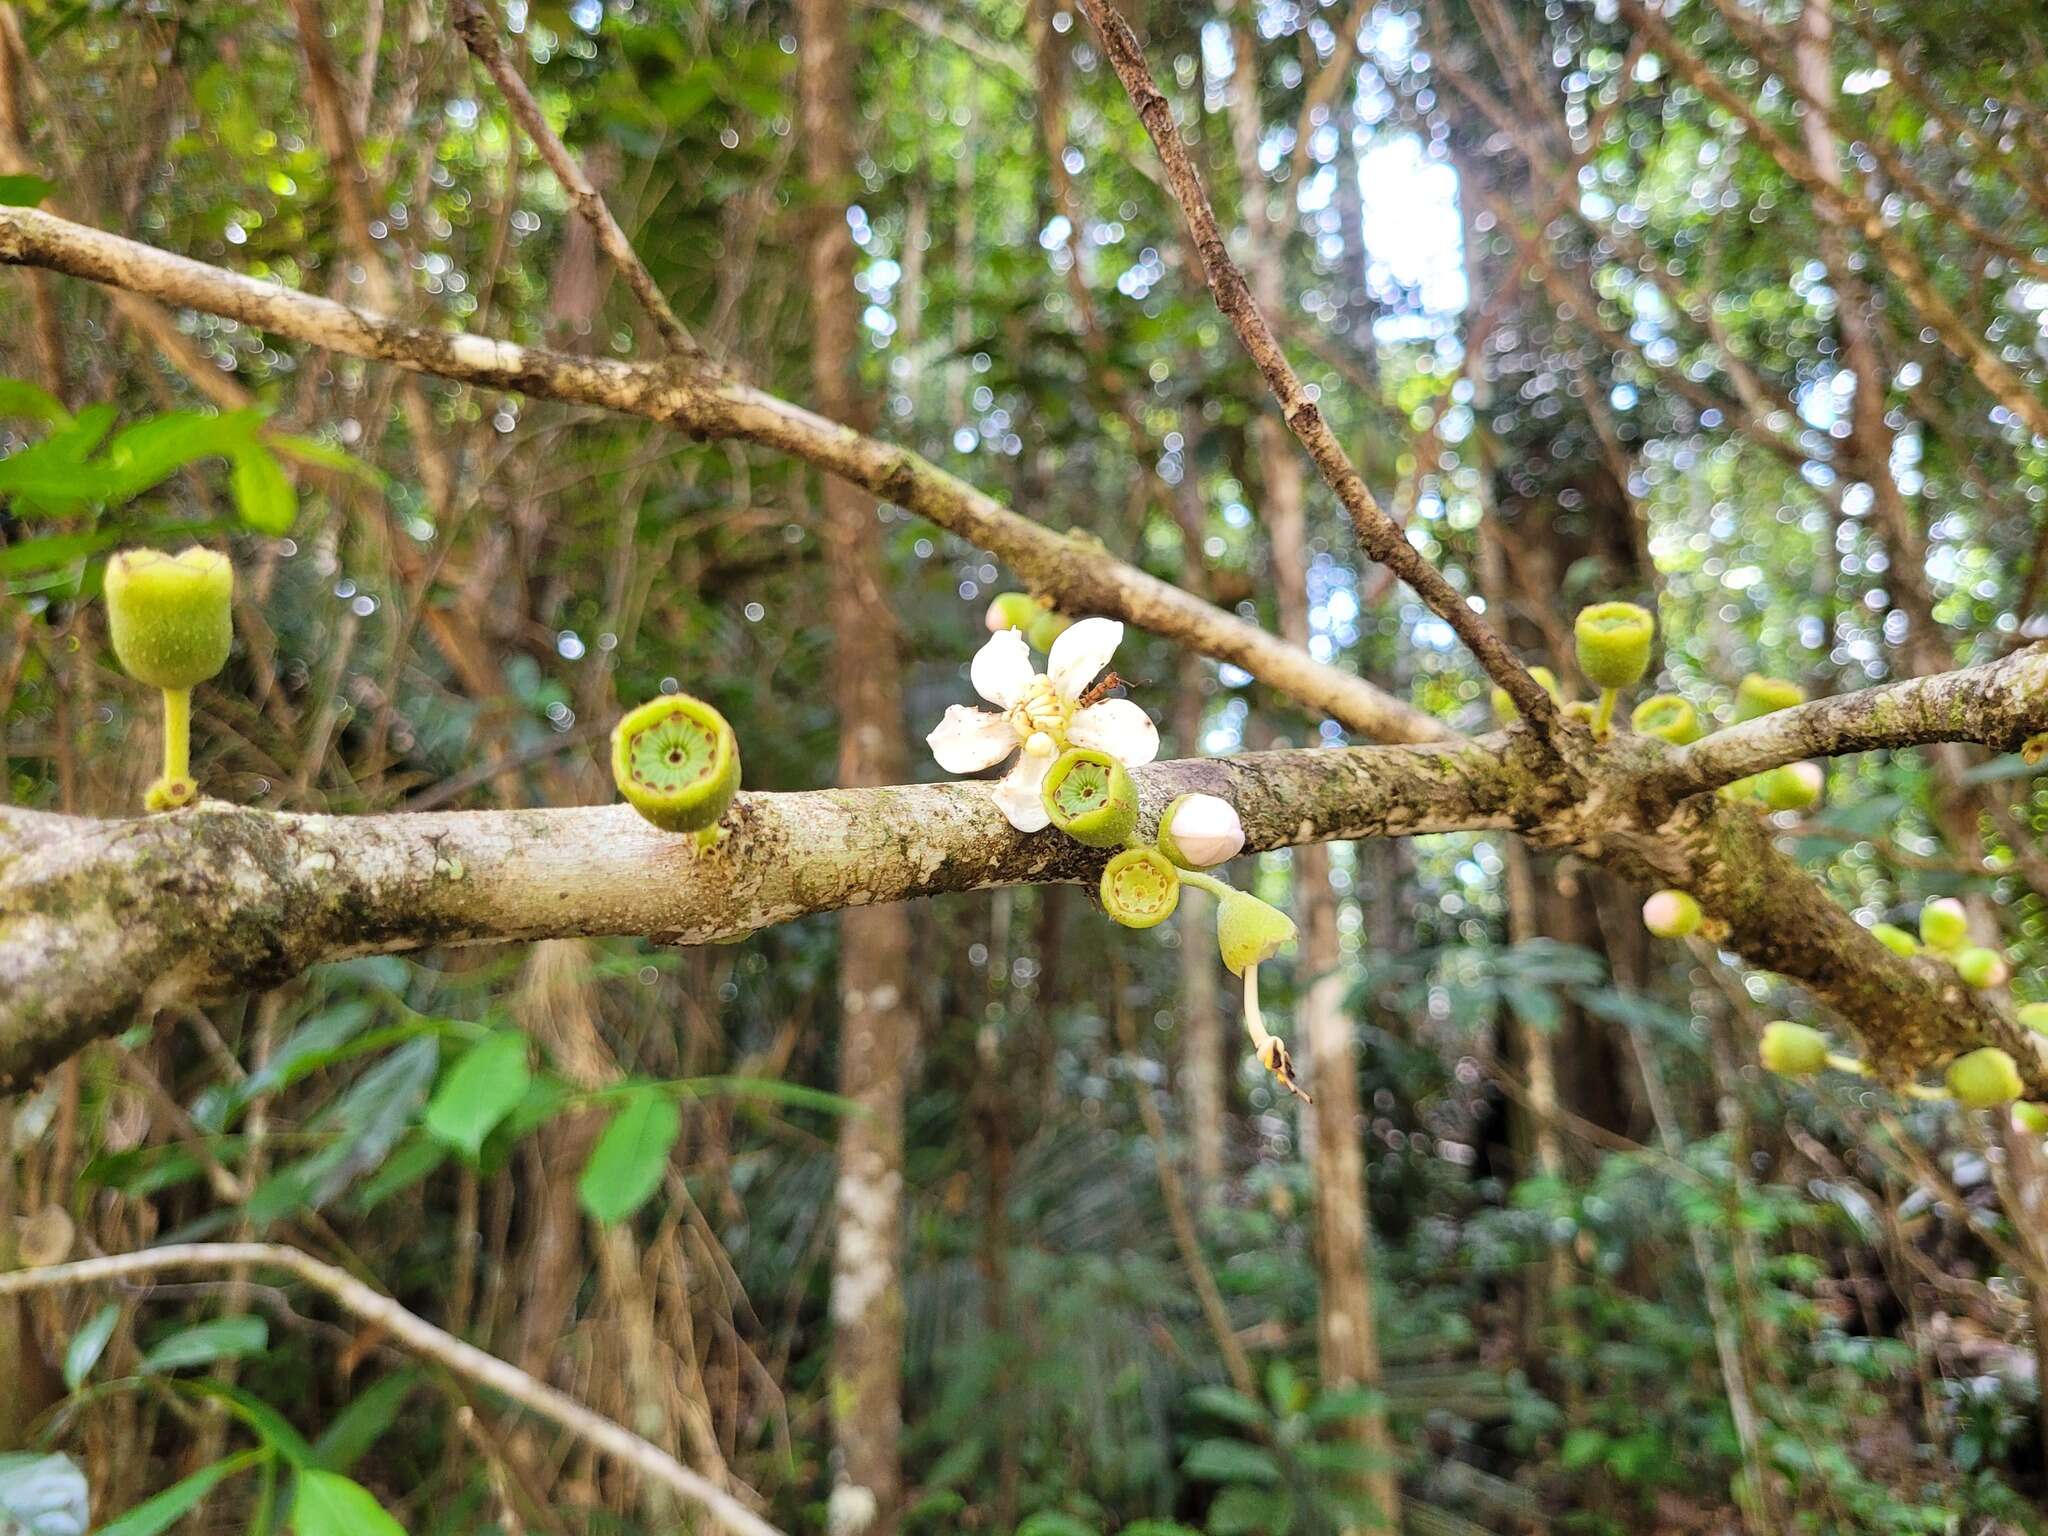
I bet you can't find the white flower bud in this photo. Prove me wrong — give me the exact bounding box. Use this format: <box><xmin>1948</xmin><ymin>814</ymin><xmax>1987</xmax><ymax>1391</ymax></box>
<box><xmin>1160</xmin><ymin>793</ymin><xmax>1245</xmax><ymax>869</ymax></box>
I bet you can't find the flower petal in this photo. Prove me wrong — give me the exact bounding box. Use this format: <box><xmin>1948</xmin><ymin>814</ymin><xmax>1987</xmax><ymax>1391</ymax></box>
<box><xmin>927</xmin><ymin>705</ymin><xmax>1018</xmax><ymax>774</ymax></box>
<box><xmin>1068</xmin><ymin>698</ymin><xmax>1159</xmax><ymax>767</ymax></box>
<box><xmin>991</xmin><ymin>738</ymin><xmax>1056</xmax><ymax>832</ymax></box>
<box><xmin>971</xmin><ymin>627</ymin><xmax>1035</xmax><ymax>709</ymax></box>
<box><xmin>1048</xmin><ymin>617</ymin><xmax>1123</xmax><ymax>700</ymax></box>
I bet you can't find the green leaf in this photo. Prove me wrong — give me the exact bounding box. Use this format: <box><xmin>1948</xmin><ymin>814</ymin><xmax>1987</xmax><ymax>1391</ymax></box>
<box><xmin>96</xmin><ymin>1453</ymin><xmax>262</xmax><ymax>1536</ymax></box>
<box><xmin>0</xmin><ymin>378</ymin><xmax>71</xmax><ymax>426</ymax></box>
<box><xmin>181</xmin><ymin>1381</ymin><xmax>315</xmax><ymax>1466</ymax></box>
<box><xmin>577</xmin><ymin>1088</ymin><xmax>682</xmax><ymax>1225</ymax></box>
<box><xmin>229</xmin><ymin>445</ymin><xmax>296</xmax><ymax>534</ymax></box>
<box><xmin>349</xmin><ymin>1134</ymin><xmax>448</xmax><ymax>1214</ymax></box>
<box><xmin>1558</xmin><ymin>1426</ymin><xmax>1608</xmax><ymax>1470</ymax></box>
<box><xmin>1181</xmin><ymin>1438</ymin><xmax>1280</xmax><ymax>1484</ymax></box>
<box><xmin>267</xmin><ymin>433</ymin><xmax>383</xmax><ymax>485</ymax></box>
<box><xmin>138</xmin><ymin>1314</ymin><xmax>267</xmax><ymax>1373</ymax></box>
<box><xmin>0</xmin><ymin>1453</ymin><xmax>87</xmax><ymax>1536</ymax></box>
<box><xmin>290</xmin><ymin>1470</ymin><xmax>405</xmax><ymax>1536</ymax></box>
<box><xmin>424</xmin><ymin>1031</ymin><xmax>532</xmax><ymax>1158</ymax></box>
<box><xmin>1183</xmin><ymin>1384</ymin><xmax>1266</xmax><ymax>1429</ymax></box>
<box><xmin>0</xmin><ymin>174</ymin><xmax>54</xmax><ymax>206</ymax></box>
<box><xmin>313</xmin><ymin>1370</ymin><xmax>419</xmax><ymax>1472</ymax></box>
<box><xmin>1014</xmin><ymin>1516</ymin><xmax>1098</xmax><ymax>1536</ymax></box>
<box><xmin>62</xmin><ymin>1303</ymin><xmax>119</xmax><ymax>1391</ymax></box>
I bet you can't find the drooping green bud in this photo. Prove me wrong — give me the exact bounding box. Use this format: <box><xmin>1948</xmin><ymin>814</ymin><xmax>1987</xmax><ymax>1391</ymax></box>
<box><xmin>105</xmin><ymin>546</ymin><xmax>234</xmax><ymax>690</ymax></box>
<box><xmin>1870</xmin><ymin>922</ymin><xmax>1919</xmax><ymax>958</ymax></box>
<box><xmin>2019</xmin><ymin>1002</ymin><xmax>2048</xmax><ymax>1036</ymax></box>
<box><xmin>1158</xmin><ymin>793</ymin><xmax>1245</xmax><ymax>869</ymax></box>
<box><xmin>1041</xmin><ymin>746</ymin><xmax>1138</xmax><ymax>848</ymax></box>
<box><xmin>1919</xmin><ymin>897</ymin><xmax>1969</xmax><ymax>953</ymax></box>
<box><xmin>1733</xmin><ymin>673</ymin><xmax>1805</xmax><ymax>722</ymax></box>
<box><xmin>1573</xmin><ymin>601</ymin><xmax>1655</xmax><ymax>690</ymax></box>
<box><xmin>1630</xmin><ymin>693</ymin><xmax>1701</xmax><ymax>744</ymax></box>
<box><xmin>1641</xmin><ymin>889</ymin><xmax>1702</xmax><ymax>939</ymax></box>
<box><xmin>2014</xmin><ymin>1102</ymin><xmax>2048</xmax><ymax>1135</ymax></box>
<box><xmin>1759</xmin><ymin>1021</ymin><xmax>1829</xmax><ymax>1077</ymax></box>
<box><xmin>1947</xmin><ymin>1047</ymin><xmax>2024</xmax><ymax>1109</ymax></box>
<box><xmin>1217</xmin><ymin>889</ymin><xmax>1297</xmax><ymax>976</ymax></box>
<box><xmin>1756</xmin><ymin>761</ymin><xmax>1823</xmax><ymax>811</ymax></box>
<box><xmin>1026</xmin><ymin>609</ymin><xmax>1073</xmax><ymax>654</ymax></box>
<box><xmin>985</xmin><ymin>591</ymin><xmax>1040</xmax><ymax>634</ymax></box>
<box><xmin>1100</xmin><ymin>846</ymin><xmax>1181</xmax><ymax>929</ymax></box>
<box><xmin>1491</xmin><ymin>666</ymin><xmax>1559</xmax><ymax>725</ymax></box>
<box><xmin>611</xmin><ymin>694</ymin><xmax>741</xmax><ymax>834</ymax></box>
<box><xmin>1954</xmin><ymin>946</ymin><xmax>2010</xmax><ymax>990</ymax></box>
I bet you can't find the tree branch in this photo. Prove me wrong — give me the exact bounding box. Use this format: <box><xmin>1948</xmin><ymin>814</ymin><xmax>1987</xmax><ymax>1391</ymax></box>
<box><xmin>0</xmin><ymin>204</ymin><xmax>1445</xmax><ymax>746</ymax></box>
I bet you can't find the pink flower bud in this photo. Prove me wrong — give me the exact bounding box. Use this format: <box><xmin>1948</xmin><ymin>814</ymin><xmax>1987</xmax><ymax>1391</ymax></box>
<box><xmin>1161</xmin><ymin>793</ymin><xmax>1245</xmax><ymax>869</ymax></box>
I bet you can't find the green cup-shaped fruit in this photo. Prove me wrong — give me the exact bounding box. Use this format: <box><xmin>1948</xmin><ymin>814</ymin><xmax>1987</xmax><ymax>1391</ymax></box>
<box><xmin>1642</xmin><ymin>889</ymin><xmax>1702</xmax><ymax>939</ymax></box>
<box><xmin>2019</xmin><ymin>1003</ymin><xmax>2048</xmax><ymax>1036</ymax></box>
<box><xmin>1100</xmin><ymin>846</ymin><xmax>1181</xmax><ymax>929</ymax></box>
<box><xmin>1630</xmin><ymin>693</ymin><xmax>1701</xmax><ymax>744</ymax></box>
<box><xmin>104</xmin><ymin>546</ymin><xmax>234</xmax><ymax>689</ymax></box>
<box><xmin>1217</xmin><ymin>889</ymin><xmax>1297</xmax><ymax>977</ymax></box>
<box><xmin>1947</xmin><ymin>1046</ymin><xmax>2024</xmax><ymax>1109</ymax></box>
<box><xmin>1954</xmin><ymin>946</ymin><xmax>2010</xmax><ymax>990</ymax></box>
<box><xmin>1756</xmin><ymin>762</ymin><xmax>1823</xmax><ymax>812</ymax></box>
<box><xmin>1157</xmin><ymin>792</ymin><xmax>1245</xmax><ymax>870</ymax></box>
<box><xmin>611</xmin><ymin>694</ymin><xmax>741</xmax><ymax>834</ymax></box>
<box><xmin>1491</xmin><ymin>666</ymin><xmax>1559</xmax><ymax>725</ymax></box>
<box><xmin>1733</xmin><ymin>673</ymin><xmax>1805</xmax><ymax>723</ymax></box>
<box><xmin>1574</xmin><ymin>601</ymin><xmax>1655</xmax><ymax>690</ymax></box>
<box><xmin>1026</xmin><ymin>609</ymin><xmax>1072</xmax><ymax>654</ymax></box>
<box><xmin>1759</xmin><ymin>1020</ymin><xmax>1829</xmax><ymax>1077</ymax></box>
<box><xmin>2015</xmin><ymin>1102</ymin><xmax>2048</xmax><ymax>1135</ymax></box>
<box><xmin>1919</xmin><ymin>897</ymin><xmax>1969</xmax><ymax>953</ymax></box>
<box><xmin>1870</xmin><ymin>922</ymin><xmax>1919</xmax><ymax>958</ymax></box>
<box><xmin>1041</xmin><ymin>747</ymin><xmax>1138</xmax><ymax>848</ymax></box>
<box><xmin>985</xmin><ymin>591</ymin><xmax>1040</xmax><ymax>634</ymax></box>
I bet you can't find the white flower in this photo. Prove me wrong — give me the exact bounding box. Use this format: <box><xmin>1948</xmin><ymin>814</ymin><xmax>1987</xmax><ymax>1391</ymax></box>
<box><xmin>1164</xmin><ymin>793</ymin><xmax>1245</xmax><ymax>868</ymax></box>
<box><xmin>927</xmin><ymin>617</ymin><xmax>1159</xmax><ymax>832</ymax></box>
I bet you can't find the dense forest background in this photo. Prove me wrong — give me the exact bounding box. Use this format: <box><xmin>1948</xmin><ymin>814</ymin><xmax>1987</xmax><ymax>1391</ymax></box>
<box><xmin>4</xmin><ymin>0</ymin><xmax>2048</xmax><ymax>1532</ymax></box>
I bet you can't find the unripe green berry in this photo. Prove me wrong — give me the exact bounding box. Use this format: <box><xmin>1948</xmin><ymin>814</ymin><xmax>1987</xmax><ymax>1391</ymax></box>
<box><xmin>1756</xmin><ymin>761</ymin><xmax>1823</xmax><ymax>811</ymax></box>
<box><xmin>985</xmin><ymin>591</ymin><xmax>1040</xmax><ymax>633</ymax></box>
<box><xmin>1100</xmin><ymin>846</ymin><xmax>1181</xmax><ymax>929</ymax></box>
<box><xmin>2015</xmin><ymin>1102</ymin><xmax>2048</xmax><ymax>1135</ymax></box>
<box><xmin>611</xmin><ymin>694</ymin><xmax>741</xmax><ymax>834</ymax></box>
<box><xmin>1491</xmin><ymin>666</ymin><xmax>1559</xmax><ymax>724</ymax></box>
<box><xmin>1919</xmin><ymin>897</ymin><xmax>1969</xmax><ymax>953</ymax></box>
<box><xmin>1041</xmin><ymin>747</ymin><xmax>1138</xmax><ymax>848</ymax></box>
<box><xmin>1733</xmin><ymin>673</ymin><xmax>1805</xmax><ymax>722</ymax></box>
<box><xmin>1216</xmin><ymin>889</ymin><xmax>1297</xmax><ymax>977</ymax></box>
<box><xmin>1630</xmin><ymin>693</ymin><xmax>1701</xmax><ymax>744</ymax></box>
<box><xmin>1759</xmin><ymin>1020</ymin><xmax>1829</xmax><ymax>1077</ymax></box>
<box><xmin>1642</xmin><ymin>889</ymin><xmax>1702</xmax><ymax>939</ymax></box>
<box><xmin>1025</xmin><ymin>609</ymin><xmax>1072</xmax><ymax>654</ymax></box>
<box><xmin>1870</xmin><ymin>923</ymin><xmax>1918</xmax><ymax>958</ymax></box>
<box><xmin>104</xmin><ymin>546</ymin><xmax>234</xmax><ymax>689</ymax></box>
<box><xmin>1947</xmin><ymin>1047</ymin><xmax>2024</xmax><ymax>1109</ymax></box>
<box><xmin>1157</xmin><ymin>793</ymin><xmax>1245</xmax><ymax>870</ymax></box>
<box><xmin>2019</xmin><ymin>1003</ymin><xmax>2048</xmax><ymax>1036</ymax></box>
<box><xmin>1954</xmin><ymin>946</ymin><xmax>2010</xmax><ymax>990</ymax></box>
<box><xmin>1573</xmin><ymin>601</ymin><xmax>1655</xmax><ymax>690</ymax></box>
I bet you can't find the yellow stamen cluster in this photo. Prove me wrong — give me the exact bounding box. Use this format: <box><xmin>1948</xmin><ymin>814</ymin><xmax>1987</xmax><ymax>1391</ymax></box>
<box><xmin>1012</xmin><ymin>675</ymin><xmax>1073</xmax><ymax>741</ymax></box>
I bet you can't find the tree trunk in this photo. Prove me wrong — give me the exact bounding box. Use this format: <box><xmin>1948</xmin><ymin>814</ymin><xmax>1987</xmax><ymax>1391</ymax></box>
<box><xmin>799</xmin><ymin>2</ymin><xmax>913</xmax><ymax>1529</ymax></box>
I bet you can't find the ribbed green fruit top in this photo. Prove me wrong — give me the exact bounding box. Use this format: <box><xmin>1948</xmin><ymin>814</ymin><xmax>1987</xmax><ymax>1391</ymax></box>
<box><xmin>105</xmin><ymin>546</ymin><xmax>234</xmax><ymax>690</ymax></box>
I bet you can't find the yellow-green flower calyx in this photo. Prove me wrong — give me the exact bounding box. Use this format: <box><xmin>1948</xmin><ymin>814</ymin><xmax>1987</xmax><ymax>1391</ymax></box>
<box><xmin>1760</xmin><ymin>1021</ymin><xmax>1829</xmax><ymax>1077</ymax></box>
<box><xmin>1574</xmin><ymin>601</ymin><xmax>1655</xmax><ymax>690</ymax></box>
<box><xmin>1100</xmin><ymin>847</ymin><xmax>1181</xmax><ymax>929</ymax></box>
<box><xmin>611</xmin><ymin>694</ymin><xmax>742</xmax><ymax>835</ymax></box>
<box><xmin>1947</xmin><ymin>1047</ymin><xmax>2024</xmax><ymax>1109</ymax></box>
<box><xmin>1041</xmin><ymin>746</ymin><xmax>1138</xmax><ymax>848</ymax></box>
<box><xmin>105</xmin><ymin>546</ymin><xmax>235</xmax><ymax>690</ymax></box>
<box><xmin>1631</xmin><ymin>694</ymin><xmax>1701</xmax><ymax>744</ymax></box>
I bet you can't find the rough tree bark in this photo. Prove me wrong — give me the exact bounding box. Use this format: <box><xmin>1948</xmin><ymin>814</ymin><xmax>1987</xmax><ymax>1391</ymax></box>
<box><xmin>799</xmin><ymin>0</ymin><xmax>911</xmax><ymax>1525</ymax></box>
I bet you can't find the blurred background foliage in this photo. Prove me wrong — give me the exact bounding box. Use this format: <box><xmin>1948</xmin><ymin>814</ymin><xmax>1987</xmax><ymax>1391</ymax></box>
<box><xmin>3</xmin><ymin>0</ymin><xmax>2048</xmax><ymax>1532</ymax></box>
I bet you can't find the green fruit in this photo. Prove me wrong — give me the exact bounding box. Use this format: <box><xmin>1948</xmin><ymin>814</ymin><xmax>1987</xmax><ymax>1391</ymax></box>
<box><xmin>1630</xmin><ymin>693</ymin><xmax>1701</xmax><ymax>744</ymax></box>
<box><xmin>985</xmin><ymin>591</ymin><xmax>1039</xmax><ymax>633</ymax></box>
<box><xmin>2018</xmin><ymin>1003</ymin><xmax>2048</xmax><ymax>1036</ymax></box>
<box><xmin>1947</xmin><ymin>1047</ymin><xmax>2024</xmax><ymax>1109</ymax></box>
<box><xmin>1216</xmin><ymin>890</ymin><xmax>1297</xmax><ymax>976</ymax></box>
<box><xmin>1954</xmin><ymin>946</ymin><xmax>2009</xmax><ymax>990</ymax></box>
<box><xmin>104</xmin><ymin>546</ymin><xmax>234</xmax><ymax>689</ymax></box>
<box><xmin>1759</xmin><ymin>1021</ymin><xmax>1829</xmax><ymax>1077</ymax></box>
<box><xmin>611</xmin><ymin>694</ymin><xmax>741</xmax><ymax>834</ymax></box>
<box><xmin>1919</xmin><ymin>898</ymin><xmax>1969</xmax><ymax>953</ymax></box>
<box><xmin>1491</xmin><ymin>665</ymin><xmax>1559</xmax><ymax>724</ymax></box>
<box><xmin>1756</xmin><ymin>762</ymin><xmax>1823</xmax><ymax>811</ymax></box>
<box><xmin>1025</xmin><ymin>609</ymin><xmax>1072</xmax><ymax>653</ymax></box>
<box><xmin>1641</xmin><ymin>889</ymin><xmax>1702</xmax><ymax>939</ymax></box>
<box><xmin>1041</xmin><ymin>747</ymin><xmax>1138</xmax><ymax>848</ymax></box>
<box><xmin>1100</xmin><ymin>846</ymin><xmax>1181</xmax><ymax>929</ymax></box>
<box><xmin>1870</xmin><ymin>923</ymin><xmax>1918</xmax><ymax>958</ymax></box>
<box><xmin>2014</xmin><ymin>1102</ymin><xmax>2048</xmax><ymax>1135</ymax></box>
<box><xmin>1573</xmin><ymin>601</ymin><xmax>1656</xmax><ymax>690</ymax></box>
<box><xmin>1733</xmin><ymin>673</ymin><xmax>1805</xmax><ymax>722</ymax></box>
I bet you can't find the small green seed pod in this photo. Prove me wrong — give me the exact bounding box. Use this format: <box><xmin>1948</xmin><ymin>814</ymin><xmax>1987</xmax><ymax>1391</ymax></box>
<box><xmin>1947</xmin><ymin>1046</ymin><xmax>2024</xmax><ymax>1109</ymax></box>
<box><xmin>611</xmin><ymin>694</ymin><xmax>741</xmax><ymax>834</ymax></box>
<box><xmin>1919</xmin><ymin>897</ymin><xmax>1968</xmax><ymax>953</ymax></box>
<box><xmin>1158</xmin><ymin>792</ymin><xmax>1245</xmax><ymax>870</ymax></box>
<box><xmin>1025</xmin><ymin>609</ymin><xmax>1072</xmax><ymax>654</ymax></box>
<box><xmin>1217</xmin><ymin>889</ymin><xmax>1298</xmax><ymax>977</ymax></box>
<box><xmin>1573</xmin><ymin>601</ymin><xmax>1655</xmax><ymax>690</ymax></box>
<box><xmin>2019</xmin><ymin>1003</ymin><xmax>2048</xmax><ymax>1036</ymax></box>
<box><xmin>2015</xmin><ymin>1102</ymin><xmax>2048</xmax><ymax>1135</ymax></box>
<box><xmin>1870</xmin><ymin>922</ymin><xmax>1919</xmax><ymax>958</ymax></box>
<box><xmin>1630</xmin><ymin>693</ymin><xmax>1701</xmax><ymax>744</ymax></box>
<box><xmin>1733</xmin><ymin>673</ymin><xmax>1805</xmax><ymax>722</ymax></box>
<box><xmin>1756</xmin><ymin>761</ymin><xmax>1823</xmax><ymax>811</ymax></box>
<box><xmin>1759</xmin><ymin>1021</ymin><xmax>1829</xmax><ymax>1077</ymax></box>
<box><xmin>105</xmin><ymin>546</ymin><xmax>234</xmax><ymax>690</ymax></box>
<box><xmin>985</xmin><ymin>591</ymin><xmax>1040</xmax><ymax>634</ymax></box>
<box><xmin>1641</xmin><ymin>889</ymin><xmax>1702</xmax><ymax>939</ymax></box>
<box><xmin>1490</xmin><ymin>665</ymin><xmax>1559</xmax><ymax>725</ymax></box>
<box><xmin>1954</xmin><ymin>946</ymin><xmax>2010</xmax><ymax>990</ymax></box>
<box><xmin>1041</xmin><ymin>747</ymin><xmax>1139</xmax><ymax>848</ymax></box>
<box><xmin>1100</xmin><ymin>846</ymin><xmax>1181</xmax><ymax>929</ymax></box>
